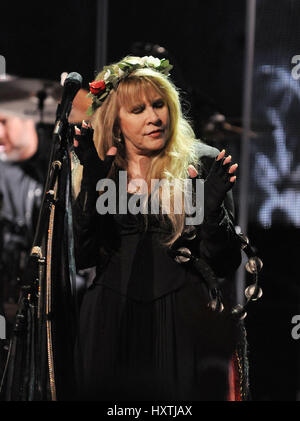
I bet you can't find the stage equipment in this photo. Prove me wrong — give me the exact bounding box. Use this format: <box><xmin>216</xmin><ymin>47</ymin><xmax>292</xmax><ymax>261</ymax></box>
<box><xmin>0</xmin><ymin>72</ymin><xmax>82</xmax><ymax>401</ymax></box>
<box><xmin>0</xmin><ymin>75</ymin><xmax>91</xmax><ymax>124</ymax></box>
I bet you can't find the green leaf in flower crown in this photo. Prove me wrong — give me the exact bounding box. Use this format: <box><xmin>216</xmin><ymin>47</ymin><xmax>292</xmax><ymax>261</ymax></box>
<box><xmin>102</xmin><ymin>65</ymin><xmax>111</xmax><ymax>73</ymax></box>
<box><xmin>118</xmin><ymin>62</ymin><xmax>129</xmax><ymax>71</ymax></box>
<box><xmin>160</xmin><ymin>59</ymin><xmax>170</xmax><ymax>68</ymax></box>
<box><xmin>94</xmin><ymin>98</ymin><xmax>102</xmax><ymax>108</ymax></box>
<box><xmin>86</xmin><ymin>105</ymin><xmax>94</xmax><ymax>116</ymax></box>
<box><xmin>110</xmin><ymin>75</ymin><xmax>119</xmax><ymax>88</ymax></box>
<box><xmin>99</xmin><ymin>91</ymin><xmax>109</xmax><ymax>100</ymax></box>
<box><xmin>160</xmin><ymin>61</ymin><xmax>173</xmax><ymax>74</ymax></box>
<box><xmin>119</xmin><ymin>62</ymin><xmax>132</xmax><ymax>72</ymax></box>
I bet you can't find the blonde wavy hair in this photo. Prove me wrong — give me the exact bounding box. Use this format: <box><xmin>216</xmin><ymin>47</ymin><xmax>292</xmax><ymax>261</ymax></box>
<box><xmin>72</xmin><ymin>60</ymin><xmax>201</xmax><ymax>246</ymax></box>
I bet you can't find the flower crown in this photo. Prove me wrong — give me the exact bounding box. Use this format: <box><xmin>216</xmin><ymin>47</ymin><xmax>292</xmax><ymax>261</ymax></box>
<box><xmin>86</xmin><ymin>56</ymin><xmax>173</xmax><ymax>116</ymax></box>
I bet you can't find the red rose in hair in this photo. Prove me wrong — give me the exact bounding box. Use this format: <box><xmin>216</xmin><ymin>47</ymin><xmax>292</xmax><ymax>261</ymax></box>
<box><xmin>89</xmin><ymin>80</ymin><xmax>106</xmax><ymax>95</ymax></box>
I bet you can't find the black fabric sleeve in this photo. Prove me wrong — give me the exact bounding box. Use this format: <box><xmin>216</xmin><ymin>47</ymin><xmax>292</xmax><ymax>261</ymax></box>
<box><xmin>198</xmin><ymin>195</ymin><xmax>241</xmax><ymax>277</ymax></box>
<box><xmin>72</xmin><ymin>183</ymin><xmax>100</xmax><ymax>270</ymax></box>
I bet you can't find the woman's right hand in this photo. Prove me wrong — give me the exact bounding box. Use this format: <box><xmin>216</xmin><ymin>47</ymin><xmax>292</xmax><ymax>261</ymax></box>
<box><xmin>74</xmin><ymin>120</ymin><xmax>117</xmax><ymax>186</ymax></box>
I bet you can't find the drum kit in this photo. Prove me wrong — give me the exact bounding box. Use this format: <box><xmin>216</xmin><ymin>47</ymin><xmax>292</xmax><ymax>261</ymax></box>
<box><xmin>0</xmin><ymin>73</ymin><xmax>92</xmax><ymax>124</ymax></box>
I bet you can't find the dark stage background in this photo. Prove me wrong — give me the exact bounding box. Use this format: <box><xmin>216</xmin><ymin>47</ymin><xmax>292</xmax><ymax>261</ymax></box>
<box><xmin>0</xmin><ymin>0</ymin><xmax>300</xmax><ymax>401</ymax></box>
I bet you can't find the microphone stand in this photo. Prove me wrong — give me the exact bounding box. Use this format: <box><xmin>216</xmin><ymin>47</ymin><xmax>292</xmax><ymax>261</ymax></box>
<box><xmin>0</xmin><ymin>84</ymin><xmax>79</xmax><ymax>401</ymax></box>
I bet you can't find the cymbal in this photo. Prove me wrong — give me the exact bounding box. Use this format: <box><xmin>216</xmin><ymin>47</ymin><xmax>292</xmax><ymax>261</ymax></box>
<box><xmin>0</xmin><ymin>74</ymin><xmax>61</xmax><ymax>101</ymax></box>
<box><xmin>0</xmin><ymin>75</ymin><xmax>92</xmax><ymax>124</ymax></box>
<box><xmin>0</xmin><ymin>97</ymin><xmax>57</xmax><ymax>124</ymax></box>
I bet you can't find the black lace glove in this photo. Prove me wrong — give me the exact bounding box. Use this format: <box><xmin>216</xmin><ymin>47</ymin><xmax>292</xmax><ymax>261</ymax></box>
<box><xmin>204</xmin><ymin>153</ymin><xmax>237</xmax><ymax>221</ymax></box>
<box><xmin>74</xmin><ymin>123</ymin><xmax>116</xmax><ymax>189</ymax></box>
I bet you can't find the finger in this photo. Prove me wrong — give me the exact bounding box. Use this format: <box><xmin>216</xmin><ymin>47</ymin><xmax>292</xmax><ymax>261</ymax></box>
<box><xmin>82</xmin><ymin>120</ymin><xmax>92</xmax><ymax>127</ymax></box>
<box><xmin>223</xmin><ymin>155</ymin><xmax>232</xmax><ymax>165</ymax></box>
<box><xmin>220</xmin><ymin>160</ymin><xmax>232</xmax><ymax>174</ymax></box>
<box><xmin>230</xmin><ymin>175</ymin><xmax>236</xmax><ymax>183</ymax></box>
<box><xmin>107</xmin><ymin>146</ymin><xmax>118</xmax><ymax>156</ymax></box>
<box><xmin>228</xmin><ymin>163</ymin><xmax>238</xmax><ymax>174</ymax></box>
<box><xmin>74</xmin><ymin>125</ymin><xmax>80</xmax><ymax>147</ymax></box>
<box><xmin>80</xmin><ymin>125</ymin><xmax>94</xmax><ymax>138</ymax></box>
<box><xmin>216</xmin><ymin>149</ymin><xmax>226</xmax><ymax>161</ymax></box>
<box><xmin>188</xmin><ymin>164</ymin><xmax>198</xmax><ymax>178</ymax></box>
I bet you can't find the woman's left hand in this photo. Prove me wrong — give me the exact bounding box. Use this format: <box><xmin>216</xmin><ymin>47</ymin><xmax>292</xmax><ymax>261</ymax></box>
<box><xmin>188</xmin><ymin>149</ymin><xmax>238</xmax><ymax>219</ymax></box>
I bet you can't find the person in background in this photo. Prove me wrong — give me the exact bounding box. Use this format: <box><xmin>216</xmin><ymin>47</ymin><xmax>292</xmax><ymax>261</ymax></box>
<box><xmin>0</xmin><ymin>87</ymin><xmax>92</xmax><ymax>381</ymax></box>
<box><xmin>0</xmin><ymin>112</ymin><xmax>52</xmax><ymax>380</ymax></box>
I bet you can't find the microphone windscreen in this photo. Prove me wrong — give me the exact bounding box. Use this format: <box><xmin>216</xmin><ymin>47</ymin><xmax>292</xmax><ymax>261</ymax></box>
<box><xmin>64</xmin><ymin>72</ymin><xmax>83</xmax><ymax>87</ymax></box>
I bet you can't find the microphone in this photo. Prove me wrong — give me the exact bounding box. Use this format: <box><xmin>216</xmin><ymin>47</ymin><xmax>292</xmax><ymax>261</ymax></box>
<box><xmin>55</xmin><ymin>72</ymin><xmax>82</xmax><ymax>131</ymax></box>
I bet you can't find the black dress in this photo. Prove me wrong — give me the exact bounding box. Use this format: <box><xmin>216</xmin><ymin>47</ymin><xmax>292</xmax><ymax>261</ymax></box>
<box><xmin>73</xmin><ymin>144</ymin><xmax>242</xmax><ymax>401</ymax></box>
